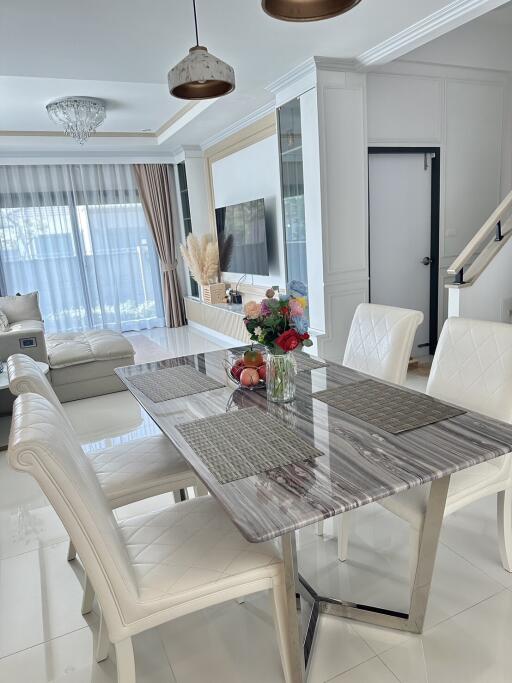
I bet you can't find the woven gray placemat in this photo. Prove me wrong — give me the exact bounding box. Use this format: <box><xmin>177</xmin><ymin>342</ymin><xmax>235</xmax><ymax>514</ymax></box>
<box><xmin>294</xmin><ymin>353</ymin><xmax>327</xmax><ymax>373</ymax></box>
<box><xmin>313</xmin><ymin>379</ymin><xmax>465</xmax><ymax>434</ymax></box>
<box><xmin>130</xmin><ymin>365</ymin><xmax>223</xmax><ymax>403</ymax></box>
<box><xmin>176</xmin><ymin>406</ymin><xmax>323</xmax><ymax>483</ymax></box>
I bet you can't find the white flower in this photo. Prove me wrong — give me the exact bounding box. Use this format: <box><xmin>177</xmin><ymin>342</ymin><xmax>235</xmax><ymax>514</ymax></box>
<box><xmin>254</xmin><ymin>326</ymin><xmax>262</xmax><ymax>336</ymax></box>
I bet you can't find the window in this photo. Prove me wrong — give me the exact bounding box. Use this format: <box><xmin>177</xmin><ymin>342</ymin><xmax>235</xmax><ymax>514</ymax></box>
<box><xmin>0</xmin><ymin>164</ymin><xmax>164</xmax><ymax>332</ymax></box>
<box><xmin>177</xmin><ymin>161</ymin><xmax>199</xmax><ymax>298</ymax></box>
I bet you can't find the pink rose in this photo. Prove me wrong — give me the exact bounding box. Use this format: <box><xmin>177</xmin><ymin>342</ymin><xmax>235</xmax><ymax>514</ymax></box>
<box><xmin>244</xmin><ymin>301</ymin><xmax>261</xmax><ymax>319</ymax></box>
<box><xmin>289</xmin><ymin>300</ymin><xmax>304</xmax><ymax>317</ymax></box>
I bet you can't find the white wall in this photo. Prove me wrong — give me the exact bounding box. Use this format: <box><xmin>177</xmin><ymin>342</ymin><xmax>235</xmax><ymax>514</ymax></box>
<box><xmin>366</xmin><ymin>61</ymin><xmax>511</xmax><ymax>331</ymax></box>
<box><xmin>448</xmin><ymin>235</ymin><xmax>512</xmax><ymax>323</ymax></box>
<box><xmin>211</xmin><ymin>135</ymin><xmax>286</xmax><ymax>289</ymax></box>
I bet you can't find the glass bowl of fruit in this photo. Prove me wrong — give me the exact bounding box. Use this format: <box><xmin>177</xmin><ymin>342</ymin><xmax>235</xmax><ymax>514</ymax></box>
<box><xmin>225</xmin><ymin>348</ymin><xmax>266</xmax><ymax>391</ymax></box>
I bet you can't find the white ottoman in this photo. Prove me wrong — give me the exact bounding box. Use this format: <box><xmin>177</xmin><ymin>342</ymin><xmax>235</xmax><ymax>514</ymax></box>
<box><xmin>46</xmin><ymin>330</ymin><xmax>135</xmax><ymax>402</ymax></box>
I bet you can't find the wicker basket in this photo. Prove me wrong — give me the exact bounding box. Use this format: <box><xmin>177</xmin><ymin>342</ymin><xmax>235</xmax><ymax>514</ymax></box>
<box><xmin>202</xmin><ymin>283</ymin><xmax>227</xmax><ymax>305</ymax></box>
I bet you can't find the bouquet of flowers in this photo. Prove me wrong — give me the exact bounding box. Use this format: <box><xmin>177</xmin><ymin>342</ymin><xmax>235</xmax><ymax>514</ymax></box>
<box><xmin>243</xmin><ymin>286</ymin><xmax>313</xmax><ymax>355</ymax></box>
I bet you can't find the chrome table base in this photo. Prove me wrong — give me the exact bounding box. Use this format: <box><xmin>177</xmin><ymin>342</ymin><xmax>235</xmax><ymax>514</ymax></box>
<box><xmin>282</xmin><ymin>476</ymin><xmax>451</xmax><ymax>680</ymax></box>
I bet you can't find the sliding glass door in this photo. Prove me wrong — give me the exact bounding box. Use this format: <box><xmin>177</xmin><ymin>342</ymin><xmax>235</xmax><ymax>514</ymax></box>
<box><xmin>0</xmin><ymin>164</ymin><xmax>164</xmax><ymax>332</ymax></box>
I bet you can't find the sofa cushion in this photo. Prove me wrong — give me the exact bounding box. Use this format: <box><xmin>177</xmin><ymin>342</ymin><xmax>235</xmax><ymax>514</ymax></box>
<box><xmin>0</xmin><ymin>292</ymin><xmax>43</xmax><ymax>324</ymax></box>
<box><xmin>47</xmin><ymin>329</ymin><xmax>134</xmax><ymax>369</ymax></box>
<box><xmin>8</xmin><ymin>319</ymin><xmax>45</xmax><ymax>334</ymax></box>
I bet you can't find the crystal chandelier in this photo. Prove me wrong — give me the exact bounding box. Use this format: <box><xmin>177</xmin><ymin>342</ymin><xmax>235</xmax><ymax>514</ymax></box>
<box><xmin>168</xmin><ymin>0</ymin><xmax>235</xmax><ymax>100</ymax></box>
<box><xmin>262</xmin><ymin>0</ymin><xmax>363</xmax><ymax>21</ymax></box>
<box><xmin>46</xmin><ymin>96</ymin><xmax>107</xmax><ymax>145</ymax></box>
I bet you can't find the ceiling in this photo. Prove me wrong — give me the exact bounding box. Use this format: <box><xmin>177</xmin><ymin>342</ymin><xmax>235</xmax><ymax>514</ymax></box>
<box><xmin>407</xmin><ymin>0</ymin><xmax>512</xmax><ymax>71</ymax></box>
<box><xmin>0</xmin><ymin>0</ymin><xmax>508</xmax><ymax>154</ymax></box>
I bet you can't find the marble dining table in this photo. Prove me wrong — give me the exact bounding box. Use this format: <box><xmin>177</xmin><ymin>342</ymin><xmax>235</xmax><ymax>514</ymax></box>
<box><xmin>116</xmin><ymin>347</ymin><xmax>512</xmax><ymax>682</ymax></box>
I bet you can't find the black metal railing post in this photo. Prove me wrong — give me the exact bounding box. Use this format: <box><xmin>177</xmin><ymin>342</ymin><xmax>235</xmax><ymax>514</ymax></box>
<box><xmin>495</xmin><ymin>220</ymin><xmax>503</xmax><ymax>242</ymax></box>
<box><xmin>453</xmin><ymin>268</ymin><xmax>464</xmax><ymax>285</ymax></box>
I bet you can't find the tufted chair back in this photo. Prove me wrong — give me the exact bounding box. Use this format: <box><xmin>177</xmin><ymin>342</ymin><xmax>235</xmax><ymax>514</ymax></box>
<box><xmin>428</xmin><ymin>317</ymin><xmax>512</xmax><ymax>423</ymax></box>
<box><xmin>343</xmin><ymin>304</ymin><xmax>424</xmax><ymax>385</ymax></box>
<box><xmin>7</xmin><ymin>393</ymin><xmax>138</xmax><ymax>628</ymax></box>
<box><xmin>7</xmin><ymin>353</ymin><xmax>73</xmax><ymax>429</ymax></box>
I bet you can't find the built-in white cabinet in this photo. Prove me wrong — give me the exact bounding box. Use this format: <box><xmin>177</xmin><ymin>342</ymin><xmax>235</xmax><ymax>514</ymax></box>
<box><xmin>272</xmin><ymin>60</ymin><xmax>369</xmax><ymax>361</ymax></box>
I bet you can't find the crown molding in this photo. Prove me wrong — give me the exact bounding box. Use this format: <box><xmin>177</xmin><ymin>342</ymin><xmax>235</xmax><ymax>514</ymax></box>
<box><xmin>200</xmin><ymin>100</ymin><xmax>275</xmax><ymax>150</ymax></box>
<box><xmin>358</xmin><ymin>0</ymin><xmax>510</xmax><ymax>66</ymax></box>
<box><xmin>266</xmin><ymin>56</ymin><xmax>362</xmax><ymax>105</ymax></box>
<box><xmin>266</xmin><ymin>57</ymin><xmax>317</xmax><ymax>95</ymax></box>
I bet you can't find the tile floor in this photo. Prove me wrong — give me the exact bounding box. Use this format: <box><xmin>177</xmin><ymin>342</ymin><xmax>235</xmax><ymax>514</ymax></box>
<box><xmin>1</xmin><ymin>325</ymin><xmax>511</xmax><ymax>682</ymax></box>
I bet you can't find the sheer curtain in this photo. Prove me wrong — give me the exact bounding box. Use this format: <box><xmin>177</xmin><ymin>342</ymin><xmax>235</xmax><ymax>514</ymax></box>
<box><xmin>0</xmin><ymin>164</ymin><xmax>165</xmax><ymax>332</ymax></box>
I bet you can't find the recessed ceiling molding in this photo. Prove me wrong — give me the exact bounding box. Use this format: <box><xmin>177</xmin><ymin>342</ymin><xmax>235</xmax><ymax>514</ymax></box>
<box><xmin>200</xmin><ymin>100</ymin><xmax>275</xmax><ymax>150</ymax></box>
<box><xmin>171</xmin><ymin>145</ymin><xmax>204</xmax><ymax>162</ymax></box>
<box><xmin>156</xmin><ymin>98</ymin><xmax>217</xmax><ymax>145</ymax></box>
<box><xmin>156</xmin><ymin>102</ymin><xmax>198</xmax><ymax>137</ymax></box>
<box><xmin>358</xmin><ymin>0</ymin><xmax>510</xmax><ymax>66</ymax></box>
<box><xmin>0</xmin><ymin>130</ymin><xmax>154</xmax><ymax>138</ymax></box>
<box><xmin>0</xmin><ymin>152</ymin><xmax>177</xmax><ymax>166</ymax></box>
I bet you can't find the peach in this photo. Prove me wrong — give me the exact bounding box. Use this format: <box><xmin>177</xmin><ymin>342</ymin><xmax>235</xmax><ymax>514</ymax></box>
<box><xmin>240</xmin><ymin>367</ymin><xmax>260</xmax><ymax>387</ymax></box>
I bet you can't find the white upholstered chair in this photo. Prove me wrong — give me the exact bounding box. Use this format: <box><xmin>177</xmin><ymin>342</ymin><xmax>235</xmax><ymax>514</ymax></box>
<box><xmin>7</xmin><ymin>353</ymin><xmax>204</xmax><ymax>612</ymax></box>
<box><xmin>377</xmin><ymin>317</ymin><xmax>512</xmax><ymax>580</ymax></box>
<box><xmin>318</xmin><ymin>303</ymin><xmax>424</xmax><ymax>540</ymax></box>
<box><xmin>8</xmin><ymin>393</ymin><xmax>295</xmax><ymax>683</ymax></box>
<box><xmin>343</xmin><ymin>303</ymin><xmax>424</xmax><ymax>385</ymax></box>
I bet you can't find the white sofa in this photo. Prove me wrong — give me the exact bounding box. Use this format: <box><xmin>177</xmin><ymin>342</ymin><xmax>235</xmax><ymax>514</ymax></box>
<box><xmin>0</xmin><ymin>292</ymin><xmax>135</xmax><ymax>402</ymax></box>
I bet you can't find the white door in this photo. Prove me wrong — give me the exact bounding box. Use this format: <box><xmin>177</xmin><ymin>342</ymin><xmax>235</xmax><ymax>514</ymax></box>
<box><xmin>369</xmin><ymin>153</ymin><xmax>433</xmax><ymax>357</ymax></box>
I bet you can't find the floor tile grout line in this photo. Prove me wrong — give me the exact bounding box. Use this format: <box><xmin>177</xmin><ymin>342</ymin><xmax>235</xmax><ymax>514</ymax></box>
<box><xmin>156</xmin><ymin>625</ymin><xmax>180</xmax><ymax>683</ymax></box>
<box><xmin>0</xmin><ymin>536</ymin><xmax>70</xmax><ymax>563</ymax></box>
<box><xmin>322</xmin><ymin>653</ymin><xmax>382</xmax><ymax>683</ymax></box>
<box><xmin>362</xmin><ymin>586</ymin><xmax>510</xmax><ymax>661</ymax></box>
<box><xmin>376</xmin><ymin>654</ymin><xmax>403</xmax><ymax>682</ymax></box>
<box><xmin>0</xmin><ymin>624</ymin><xmax>90</xmax><ymax>661</ymax></box>
<box><xmin>438</xmin><ymin>537</ymin><xmax>512</xmax><ymax>590</ymax></box>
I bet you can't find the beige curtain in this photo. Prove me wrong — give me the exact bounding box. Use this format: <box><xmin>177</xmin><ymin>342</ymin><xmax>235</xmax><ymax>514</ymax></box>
<box><xmin>133</xmin><ymin>164</ymin><xmax>186</xmax><ymax>327</ymax></box>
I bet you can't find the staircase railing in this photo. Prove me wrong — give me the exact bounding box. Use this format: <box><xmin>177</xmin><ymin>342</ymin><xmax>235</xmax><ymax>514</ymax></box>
<box><xmin>447</xmin><ymin>188</ymin><xmax>512</xmax><ymax>287</ymax></box>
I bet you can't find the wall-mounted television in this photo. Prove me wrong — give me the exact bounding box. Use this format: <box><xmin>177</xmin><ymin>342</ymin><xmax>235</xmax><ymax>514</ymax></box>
<box><xmin>215</xmin><ymin>198</ymin><xmax>269</xmax><ymax>276</ymax></box>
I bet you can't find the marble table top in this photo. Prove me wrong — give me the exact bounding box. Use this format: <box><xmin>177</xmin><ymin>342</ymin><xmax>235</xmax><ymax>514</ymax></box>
<box><xmin>116</xmin><ymin>349</ymin><xmax>512</xmax><ymax>543</ymax></box>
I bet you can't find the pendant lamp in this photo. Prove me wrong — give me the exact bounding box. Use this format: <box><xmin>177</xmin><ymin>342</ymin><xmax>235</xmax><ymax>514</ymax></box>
<box><xmin>169</xmin><ymin>0</ymin><xmax>235</xmax><ymax>100</ymax></box>
<box><xmin>262</xmin><ymin>0</ymin><xmax>362</xmax><ymax>22</ymax></box>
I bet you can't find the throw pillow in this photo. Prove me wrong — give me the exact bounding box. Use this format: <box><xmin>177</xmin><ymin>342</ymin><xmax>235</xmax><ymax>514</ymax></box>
<box><xmin>0</xmin><ymin>309</ymin><xmax>9</xmax><ymax>331</ymax></box>
<box><xmin>0</xmin><ymin>292</ymin><xmax>43</xmax><ymax>323</ymax></box>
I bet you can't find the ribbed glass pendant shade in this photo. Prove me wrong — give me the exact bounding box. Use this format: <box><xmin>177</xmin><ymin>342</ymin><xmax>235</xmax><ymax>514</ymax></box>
<box><xmin>168</xmin><ymin>46</ymin><xmax>235</xmax><ymax>100</ymax></box>
<box><xmin>262</xmin><ymin>0</ymin><xmax>362</xmax><ymax>21</ymax></box>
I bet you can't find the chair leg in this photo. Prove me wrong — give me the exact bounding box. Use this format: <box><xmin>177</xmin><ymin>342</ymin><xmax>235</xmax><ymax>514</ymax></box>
<box><xmin>81</xmin><ymin>575</ymin><xmax>95</xmax><ymax>615</ymax></box>
<box><xmin>271</xmin><ymin>582</ymin><xmax>295</xmax><ymax>683</ymax></box>
<box><xmin>337</xmin><ymin>512</ymin><xmax>351</xmax><ymax>562</ymax></box>
<box><xmin>96</xmin><ymin>612</ymin><xmax>110</xmax><ymax>663</ymax></box>
<box><xmin>115</xmin><ymin>638</ymin><xmax>136</xmax><ymax>683</ymax></box>
<box><xmin>315</xmin><ymin>520</ymin><xmax>324</xmax><ymax>536</ymax></box>
<box><xmin>67</xmin><ymin>540</ymin><xmax>76</xmax><ymax>562</ymax></box>
<box><xmin>497</xmin><ymin>489</ymin><xmax>512</xmax><ymax>572</ymax></box>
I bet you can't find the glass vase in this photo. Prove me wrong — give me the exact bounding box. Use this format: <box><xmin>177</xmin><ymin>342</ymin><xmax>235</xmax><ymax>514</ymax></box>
<box><xmin>266</xmin><ymin>351</ymin><xmax>297</xmax><ymax>404</ymax></box>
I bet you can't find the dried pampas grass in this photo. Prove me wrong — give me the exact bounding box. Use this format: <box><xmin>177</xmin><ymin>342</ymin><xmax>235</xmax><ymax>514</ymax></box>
<box><xmin>180</xmin><ymin>234</ymin><xmax>219</xmax><ymax>285</ymax></box>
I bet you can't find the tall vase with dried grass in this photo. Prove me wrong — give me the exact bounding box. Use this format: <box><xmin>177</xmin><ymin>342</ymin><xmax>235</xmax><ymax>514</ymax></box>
<box><xmin>180</xmin><ymin>234</ymin><xmax>220</xmax><ymax>301</ymax></box>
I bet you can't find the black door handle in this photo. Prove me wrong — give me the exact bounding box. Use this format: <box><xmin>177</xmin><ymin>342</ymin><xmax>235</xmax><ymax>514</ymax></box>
<box><xmin>421</xmin><ymin>257</ymin><xmax>432</xmax><ymax>266</ymax></box>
